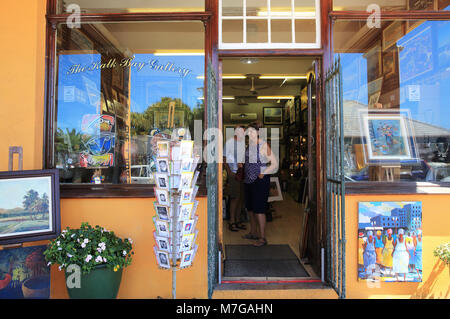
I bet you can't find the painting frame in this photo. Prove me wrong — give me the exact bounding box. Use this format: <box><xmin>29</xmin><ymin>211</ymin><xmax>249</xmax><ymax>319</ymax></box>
<box><xmin>364</xmin><ymin>42</ymin><xmax>382</xmax><ymax>82</ymax></box>
<box><xmin>382</xmin><ymin>49</ymin><xmax>397</xmax><ymax>77</ymax></box>
<box><xmin>358</xmin><ymin>201</ymin><xmax>423</xmax><ymax>283</ymax></box>
<box><xmin>263</xmin><ymin>107</ymin><xmax>283</xmax><ymax>125</ymax></box>
<box><xmin>382</xmin><ymin>21</ymin><xmax>405</xmax><ymax>52</ymax></box>
<box><xmin>359</xmin><ymin>109</ymin><xmax>418</xmax><ymax>164</ymax></box>
<box><xmin>0</xmin><ymin>169</ymin><xmax>61</xmax><ymax>245</ymax></box>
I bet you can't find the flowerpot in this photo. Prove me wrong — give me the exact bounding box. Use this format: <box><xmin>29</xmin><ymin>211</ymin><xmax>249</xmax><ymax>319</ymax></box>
<box><xmin>65</xmin><ymin>264</ymin><xmax>123</xmax><ymax>299</ymax></box>
<box><xmin>22</xmin><ymin>276</ymin><xmax>50</xmax><ymax>299</ymax></box>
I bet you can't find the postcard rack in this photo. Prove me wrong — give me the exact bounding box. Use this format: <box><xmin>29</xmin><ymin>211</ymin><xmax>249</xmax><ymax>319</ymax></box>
<box><xmin>151</xmin><ymin>131</ymin><xmax>200</xmax><ymax>299</ymax></box>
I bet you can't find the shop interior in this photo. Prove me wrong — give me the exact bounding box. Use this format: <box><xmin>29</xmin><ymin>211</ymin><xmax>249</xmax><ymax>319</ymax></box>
<box><xmin>220</xmin><ymin>57</ymin><xmax>319</xmax><ymax>280</ymax></box>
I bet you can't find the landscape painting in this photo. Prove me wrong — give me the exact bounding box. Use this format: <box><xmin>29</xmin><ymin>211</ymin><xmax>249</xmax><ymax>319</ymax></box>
<box><xmin>0</xmin><ymin>176</ymin><xmax>53</xmax><ymax>241</ymax></box>
<box><xmin>0</xmin><ymin>245</ymin><xmax>50</xmax><ymax>299</ymax></box>
<box><xmin>358</xmin><ymin>202</ymin><xmax>422</xmax><ymax>283</ymax></box>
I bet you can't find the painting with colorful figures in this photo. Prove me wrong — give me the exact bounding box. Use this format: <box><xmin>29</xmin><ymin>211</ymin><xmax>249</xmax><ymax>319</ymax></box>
<box><xmin>0</xmin><ymin>245</ymin><xmax>50</xmax><ymax>299</ymax></box>
<box><xmin>358</xmin><ymin>202</ymin><xmax>422</xmax><ymax>282</ymax></box>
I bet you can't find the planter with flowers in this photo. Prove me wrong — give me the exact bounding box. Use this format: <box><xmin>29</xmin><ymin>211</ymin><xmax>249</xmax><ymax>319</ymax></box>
<box><xmin>43</xmin><ymin>222</ymin><xmax>133</xmax><ymax>299</ymax></box>
<box><xmin>433</xmin><ymin>242</ymin><xmax>450</xmax><ymax>276</ymax></box>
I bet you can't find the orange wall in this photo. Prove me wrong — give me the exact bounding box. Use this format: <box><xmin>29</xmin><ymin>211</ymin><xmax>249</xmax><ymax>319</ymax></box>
<box><xmin>0</xmin><ymin>0</ymin><xmax>209</xmax><ymax>299</ymax></box>
<box><xmin>345</xmin><ymin>194</ymin><xmax>450</xmax><ymax>299</ymax></box>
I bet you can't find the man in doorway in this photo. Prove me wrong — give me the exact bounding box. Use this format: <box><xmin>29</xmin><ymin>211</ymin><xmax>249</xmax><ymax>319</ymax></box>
<box><xmin>224</xmin><ymin>125</ymin><xmax>246</xmax><ymax>231</ymax></box>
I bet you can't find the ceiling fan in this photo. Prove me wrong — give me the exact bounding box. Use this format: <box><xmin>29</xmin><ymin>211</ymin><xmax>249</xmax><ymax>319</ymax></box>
<box><xmin>230</xmin><ymin>74</ymin><xmax>271</xmax><ymax>96</ymax></box>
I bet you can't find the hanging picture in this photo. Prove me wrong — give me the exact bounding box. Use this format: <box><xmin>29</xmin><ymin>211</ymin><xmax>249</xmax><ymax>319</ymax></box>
<box><xmin>364</xmin><ymin>42</ymin><xmax>382</xmax><ymax>82</ymax></box>
<box><xmin>358</xmin><ymin>202</ymin><xmax>422</xmax><ymax>282</ymax></box>
<box><xmin>0</xmin><ymin>170</ymin><xmax>61</xmax><ymax>245</ymax></box>
<box><xmin>0</xmin><ymin>245</ymin><xmax>50</xmax><ymax>299</ymax></box>
<box><xmin>157</xmin><ymin>141</ymin><xmax>170</xmax><ymax>158</ymax></box>
<box><xmin>179</xmin><ymin>203</ymin><xmax>194</xmax><ymax>221</ymax></box>
<box><xmin>382</xmin><ymin>21</ymin><xmax>405</xmax><ymax>52</ymax></box>
<box><xmin>360</xmin><ymin>110</ymin><xmax>418</xmax><ymax>164</ymax></box>
<box><xmin>263</xmin><ymin>107</ymin><xmax>283</xmax><ymax>125</ymax></box>
<box><xmin>180</xmin><ymin>249</ymin><xmax>194</xmax><ymax>268</ymax></box>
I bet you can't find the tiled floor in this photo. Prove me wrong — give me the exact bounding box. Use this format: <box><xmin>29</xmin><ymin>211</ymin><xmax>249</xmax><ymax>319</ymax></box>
<box><xmin>223</xmin><ymin>192</ymin><xmax>305</xmax><ymax>260</ymax></box>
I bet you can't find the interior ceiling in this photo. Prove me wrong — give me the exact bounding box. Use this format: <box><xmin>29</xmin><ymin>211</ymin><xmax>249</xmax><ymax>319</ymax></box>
<box><xmin>222</xmin><ymin>57</ymin><xmax>313</xmax><ymax>100</ymax></box>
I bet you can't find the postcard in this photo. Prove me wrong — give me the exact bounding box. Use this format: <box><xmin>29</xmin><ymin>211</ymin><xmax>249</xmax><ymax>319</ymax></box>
<box><xmin>180</xmin><ymin>249</ymin><xmax>194</xmax><ymax>268</ymax></box>
<box><xmin>154</xmin><ymin>247</ymin><xmax>171</xmax><ymax>269</ymax></box>
<box><xmin>155</xmin><ymin>235</ymin><xmax>171</xmax><ymax>253</ymax></box>
<box><xmin>181</xmin><ymin>158</ymin><xmax>193</xmax><ymax>173</ymax></box>
<box><xmin>156</xmin><ymin>157</ymin><xmax>169</xmax><ymax>173</ymax></box>
<box><xmin>155</xmin><ymin>188</ymin><xmax>169</xmax><ymax>206</ymax></box>
<box><xmin>171</xmin><ymin>145</ymin><xmax>180</xmax><ymax>161</ymax></box>
<box><xmin>157</xmin><ymin>141</ymin><xmax>170</xmax><ymax>158</ymax></box>
<box><xmin>179</xmin><ymin>202</ymin><xmax>194</xmax><ymax>221</ymax></box>
<box><xmin>155</xmin><ymin>204</ymin><xmax>170</xmax><ymax>221</ymax></box>
<box><xmin>180</xmin><ymin>140</ymin><xmax>194</xmax><ymax>159</ymax></box>
<box><xmin>155</xmin><ymin>173</ymin><xmax>169</xmax><ymax>190</ymax></box>
<box><xmin>180</xmin><ymin>188</ymin><xmax>193</xmax><ymax>204</ymax></box>
<box><xmin>181</xmin><ymin>219</ymin><xmax>195</xmax><ymax>236</ymax></box>
<box><xmin>179</xmin><ymin>172</ymin><xmax>194</xmax><ymax>191</ymax></box>
<box><xmin>155</xmin><ymin>219</ymin><xmax>170</xmax><ymax>238</ymax></box>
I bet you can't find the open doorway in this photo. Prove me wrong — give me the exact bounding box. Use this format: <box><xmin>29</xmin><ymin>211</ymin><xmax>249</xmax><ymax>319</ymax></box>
<box><xmin>219</xmin><ymin>57</ymin><xmax>320</xmax><ymax>281</ymax></box>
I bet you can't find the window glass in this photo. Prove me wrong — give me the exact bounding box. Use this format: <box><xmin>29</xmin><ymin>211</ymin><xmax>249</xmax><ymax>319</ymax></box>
<box><xmin>219</xmin><ymin>0</ymin><xmax>319</xmax><ymax>48</ymax></box>
<box><xmin>333</xmin><ymin>0</ymin><xmax>450</xmax><ymax>11</ymax></box>
<box><xmin>54</xmin><ymin>22</ymin><xmax>205</xmax><ymax>184</ymax></box>
<box><xmin>57</xmin><ymin>0</ymin><xmax>205</xmax><ymax>14</ymax></box>
<box><xmin>334</xmin><ymin>20</ymin><xmax>450</xmax><ymax>182</ymax></box>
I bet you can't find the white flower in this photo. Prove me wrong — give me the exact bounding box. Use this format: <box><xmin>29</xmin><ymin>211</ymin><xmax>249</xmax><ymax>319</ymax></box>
<box><xmin>95</xmin><ymin>256</ymin><xmax>103</xmax><ymax>263</ymax></box>
<box><xmin>71</xmin><ymin>234</ymin><xmax>76</xmax><ymax>238</ymax></box>
<box><xmin>56</xmin><ymin>241</ymin><xmax>60</xmax><ymax>246</ymax></box>
<box><xmin>97</xmin><ymin>247</ymin><xmax>102</xmax><ymax>253</ymax></box>
<box><xmin>81</xmin><ymin>243</ymin><xmax>86</xmax><ymax>248</ymax></box>
<box><xmin>103</xmin><ymin>257</ymin><xmax>107</xmax><ymax>263</ymax></box>
<box><xmin>128</xmin><ymin>238</ymin><xmax>133</xmax><ymax>244</ymax></box>
<box><xmin>57</xmin><ymin>247</ymin><xmax>62</xmax><ymax>251</ymax></box>
<box><xmin>98</xmin><ymin>242</ymin><xmax>106</xmax><ymax>251</ymax></box>
<box><xmin>83</xmin><ymin>238</ymin><xmax>89</xmax><ymax>244</ymax></box>
<box><xmin>47</xmin><ymin>262</ymin><xmax>52</xmax><ymax>266</ymax></box>
<box><xmin>67</xmin><ymin>253</ymin><xmax>73</xmax><ymax>258</ymax></box>
<box><xmin>58</xmin><ymin>265</ymin><xmax>63</xmax><ymax>271</ymax></box>
<box><xmin>85</xmin><ymin>255</ymin><xmax>92</xmax><ymax>263</ymax></box>
<box><xmin>122</xmin><ymin>250</ymin><xmax>127</xmax><ymax>256</ymax></box>
<box><xmin>77</xmin><ymin>238</ymin><xmax>80</xmax><ymax>243</ymax></box>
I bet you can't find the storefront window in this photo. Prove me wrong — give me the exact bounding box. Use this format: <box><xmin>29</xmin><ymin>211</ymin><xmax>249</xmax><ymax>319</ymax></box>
<box><xmin>333</xmin><ymin>0</ymin><xmax>450</xmax><ymax>11</ymax></box>
<box><xmin>57</xmin><ymin>0</ymin><xmax>205</xmax><ymax>14</ymax></box>
<box><xmin>334</xmin><ymin>20</ymin><xmax>450</xmax><ymax>182</ymax></box>
<box><xmin>54</xmin><ymin>21</ymin><xmax>205</xmax><ymax>184</ymax></box>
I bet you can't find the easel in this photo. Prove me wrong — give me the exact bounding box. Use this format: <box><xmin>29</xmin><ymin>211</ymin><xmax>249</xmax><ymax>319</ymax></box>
<box><xmin>373</xmin><ymin>165</ymin><xmax>400</xmax><ymax>182</ymax></box>
<box><xmin>1</xmin><ymin>146</ymin><xmax>24</xmax><ymax>250</ymax></box>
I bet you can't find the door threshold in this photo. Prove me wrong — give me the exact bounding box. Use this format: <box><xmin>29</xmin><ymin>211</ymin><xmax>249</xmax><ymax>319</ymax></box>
<box><xmin>221</xmin><ymin>276</ymin><xmax>322</xmax><ymax>284</ymax></box>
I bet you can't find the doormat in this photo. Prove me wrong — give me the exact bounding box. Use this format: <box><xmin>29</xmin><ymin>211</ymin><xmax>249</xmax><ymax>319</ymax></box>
<box><xmin>224</xmin><ymin>244</ymin><xmax>309</xmax><ymax>278</ymax></box>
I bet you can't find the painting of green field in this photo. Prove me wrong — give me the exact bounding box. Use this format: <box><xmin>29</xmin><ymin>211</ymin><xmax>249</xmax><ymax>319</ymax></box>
<box><xmin>0</xmin><ymin>176</ymin><xmax>52</xmax><ymax>238</ymax></box>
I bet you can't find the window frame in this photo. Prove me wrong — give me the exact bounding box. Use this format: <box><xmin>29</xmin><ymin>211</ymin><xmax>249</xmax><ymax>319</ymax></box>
<box><xmin>44</xmin><ymin>0</ymin><xmax>212</xmax><ymax>198</ymax></box>
<box><xmin>330</xmin><ymin>8</ymin><xmax>450</xmax><ymax>194</ymax></box>
<box><xmin>218</xmin><ymin>0</ymin><xmax>322</xmax><ymax>49</ymax></box>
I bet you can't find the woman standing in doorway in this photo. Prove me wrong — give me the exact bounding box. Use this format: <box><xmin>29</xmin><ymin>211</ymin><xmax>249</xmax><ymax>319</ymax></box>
<box><xmin>242</xmin><ymin>121</ymin><xmax>278</xmax><ymax>247</ymax></box>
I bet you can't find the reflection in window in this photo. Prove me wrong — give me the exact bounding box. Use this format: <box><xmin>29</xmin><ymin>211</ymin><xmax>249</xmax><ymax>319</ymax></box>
<box><xmin>54</xmin><ymin>22</ymin><xmax>205</xmax><ymax>184</ymax></box>
<box><xmin>334</xmin><ymin>20</ymin><xmax>450</xmax><ymax>182</ymax></box>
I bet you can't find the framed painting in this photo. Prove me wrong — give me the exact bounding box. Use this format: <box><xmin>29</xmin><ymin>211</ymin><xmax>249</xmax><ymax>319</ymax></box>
<box><xmin>360</xmin><ymin>110</ymin><xmax>417</xmax><ymax>164</ymax></box>
<box><xmin>382</xmin><ymin>21</ymin><xmax>405</xmax><ymax>52</ymax></box>
<box><xmin>358</xmin><ymin>201</ymin><xmax>422</xmax><ymax>282</ymax></box>
<box><xmin>382</xmin><ymin>50</ymin><xmax>396</xmax><ymax>77</ymax></box>
<box><xmin>0</xmin><ymin>169</ymin><xmax>61</xmax><ymax>245</ymax></box>
<box><xmin>364</xmin><ymin>42</ymin><xmax>382</xmax><ymax>82</ymax></box>
<box><xmin>263</xmin><ymin>107</ymin><xmax>283</xmax><ymax>125</ymax></box>
<box><xmin>0</xmin><ymin>245</ymin><xmax>50</xmax><ymax>298</ymax></box>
